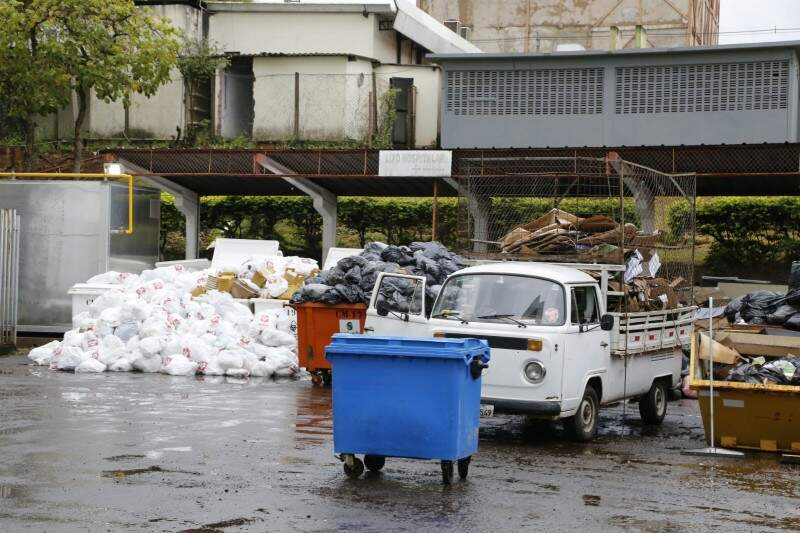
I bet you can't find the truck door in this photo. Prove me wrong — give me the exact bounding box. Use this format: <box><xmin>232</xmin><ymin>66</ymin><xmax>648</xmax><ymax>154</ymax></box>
<box><xmin>562</xmin><ymin>285</ymin><xmax>610</xmax><ymax>410</ymax></box>
<box><xmin>365</xmin><ymin>273</ymin><xmax>429</xmax><ymax>338</ymax></box>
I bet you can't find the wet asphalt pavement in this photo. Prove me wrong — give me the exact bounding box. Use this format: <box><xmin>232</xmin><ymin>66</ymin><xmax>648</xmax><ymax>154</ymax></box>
<box><xmin>0</xmin><ymin>354</ymin><xmax>798</xmax><ymax>533</ymax></box>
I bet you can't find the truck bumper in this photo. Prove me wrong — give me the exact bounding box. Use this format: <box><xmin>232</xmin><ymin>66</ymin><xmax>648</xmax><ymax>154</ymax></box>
<box><xmin>482</xmin><ymin>397</ymin><xmax>562</xmax><ymax>417</ymax></box>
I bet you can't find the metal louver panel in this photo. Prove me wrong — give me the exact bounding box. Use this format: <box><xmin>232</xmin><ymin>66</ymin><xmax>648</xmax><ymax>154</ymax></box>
<box><xmin>615</xmin><ymin>60</ymin><xmax>789</xmax><ymax>114</ymax></box>
<box><xmin>1</xmin><ymin>209</ymin><xmax>20</xmax><ymax>347</ymax></box>
<box><xmin>447</xmin><ymin>68</ymin><xmax>604</xmax><ymax>116</ymax></box>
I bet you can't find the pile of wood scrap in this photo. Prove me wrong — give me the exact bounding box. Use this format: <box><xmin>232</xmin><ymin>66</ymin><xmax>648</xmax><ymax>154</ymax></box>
<box><xmin>500</xmin><ymin>208</ymin><xmax>661</xmax><ymax>257</ymax></box>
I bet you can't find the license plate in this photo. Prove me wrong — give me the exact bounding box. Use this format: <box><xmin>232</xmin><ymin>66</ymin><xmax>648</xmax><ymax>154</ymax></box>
<box><xmin>479</xmin><ymin>404</ymin><xmax>494</xmax><ymax>418</ymax></box>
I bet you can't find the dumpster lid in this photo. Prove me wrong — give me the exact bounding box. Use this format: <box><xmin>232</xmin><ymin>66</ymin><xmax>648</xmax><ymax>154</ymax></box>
<box><xmin>326</xmin><ymin>334</ymin><xmax>490</xmax><ymax>363</ymax></box>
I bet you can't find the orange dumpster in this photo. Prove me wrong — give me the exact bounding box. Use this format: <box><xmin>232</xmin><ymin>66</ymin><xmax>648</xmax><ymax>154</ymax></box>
<box><xmin>291</xmin><ymin>302</ymin><xmax>367</xmax><ymax>385</ymax></box>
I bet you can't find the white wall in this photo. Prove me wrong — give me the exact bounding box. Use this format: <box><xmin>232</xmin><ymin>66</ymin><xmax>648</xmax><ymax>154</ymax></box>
<box><xmin>375</xmin><ymin>64</ymin><xmax>441</xmax><ymax>147</ymax></box>
<box><xmin>252</xmin><ymin>56</ymin><xmax>353</xmax><ymax>141</ymax></box>
<box><xmin>209</xmin><ymin>11</ymin><xmax>399</xmax><ymax>62</ymax></box>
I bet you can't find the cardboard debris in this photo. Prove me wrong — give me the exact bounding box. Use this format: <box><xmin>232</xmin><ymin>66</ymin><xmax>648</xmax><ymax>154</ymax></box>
<box><xmin>698</xmin><ymin>333</ymin><xmax>743</xmax><ymax>365</ymax></box>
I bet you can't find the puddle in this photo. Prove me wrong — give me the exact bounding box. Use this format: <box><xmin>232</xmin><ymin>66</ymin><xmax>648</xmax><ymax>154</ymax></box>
<box><xmin>102</xmin><ymin>465</ymin><xmax>202</xmax><ymax>479</ymax></box>
<box><xmin>178</xmin><ymin>517</ymin><xmax>255</xmax><ymax>533</ymax></box>
<box><xmin>105</xmin><ymin>454</ymin><xmax>147</xmax><ymax>462</ymax></box>
<box><xmin>582</xmin><ymin>494</ymin><xmax>601</xmax><ymax>506</ymax></box>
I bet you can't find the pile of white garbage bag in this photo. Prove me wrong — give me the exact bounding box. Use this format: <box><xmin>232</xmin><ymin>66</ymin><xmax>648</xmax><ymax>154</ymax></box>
<box><xmin>28</xmin><ymin>264</ymin><xmax>302</xmax><ymax>379</ymax></box>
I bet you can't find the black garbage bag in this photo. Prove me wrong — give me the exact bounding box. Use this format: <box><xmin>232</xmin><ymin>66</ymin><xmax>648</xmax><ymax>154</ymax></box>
<box><xmin>738</xmin><ymin>291</ymin><xmax>785</xmax><ymax>323</ymax></box>
<box><xmin>727</xmin><ymin>357</ymin><xmax>800</xmax><ymax>385</ymax></box>
<box><xmin>337</xmin><ymin>255</ymin><xmax>368</xmax><ymax>272</ymax></box>
<box><xmin>334</xmin><ymin>283</ymin><xmax>364</xmax><ymax>304</ymax></box>
<box><xmin>784</xmin><ymin>314</ymin><xmax>800</xmax><ymax>331</ymax></box>
<box><xmin>767</xmin><ymin>304</ymin><xmax>799</xmax><ymax>326</ymax></box>
<box><xmin>318</xmin><ymin>287</ymin><xmax>344</xmax><ymax>305</ymax></box>
<box><xmin>344</xmin><ymin>265</ymin><xmax>362</xmax><ymax>285</ymax></box>
<box><xmin>785</xmin><ymin>288</ymin><xmax>800</xmax><ymax>306</ymax></box>
<box><xmin>290</xmin><ymin>283</ymin><xmax>333</xmax><ymax>304</ymax></box>
<box><xmin>381</xmin><ymin>245</ymin><xmax>414</xmax><ymax>265</ymax></box>
<box><xmin>724</xmin><ymin>296</ymin><xmax>744</xmax><ymax>323</ymax></box>
<box><xmin>361</xmin><ymin>242</ymin><xmax>387</xmax><ymax>262</ymax></box>
<box><xmin>318</xmin><ymin>267</ymin><xmax>346</xmax><ymax>286</ymax></box>
<box><xmin>413</xmin><ymin>250</ymin><xmax>441</xmax><ymax>279</ymax></box>
<box><xmin>789</xmin><ymin>261</ymin><xmax>800</xmax><ymax>292</ymax></box>
<box><xmin>410</xmin><ymin>241</ymin><xmax>450</xmax><ymax>261</ymax></box>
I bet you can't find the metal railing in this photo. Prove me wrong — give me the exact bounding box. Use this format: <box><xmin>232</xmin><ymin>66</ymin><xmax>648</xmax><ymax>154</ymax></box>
<box><xmin>0</xmin><ymin>209</ymin><xmax>20</xmax><ymax>347</ymax></box>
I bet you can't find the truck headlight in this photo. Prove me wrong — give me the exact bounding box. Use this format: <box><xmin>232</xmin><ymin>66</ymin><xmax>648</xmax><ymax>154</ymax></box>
<box><xmin>524</xmin><ymin>361</ymin><xmax>546</xmax><ymax>383</ymax></box>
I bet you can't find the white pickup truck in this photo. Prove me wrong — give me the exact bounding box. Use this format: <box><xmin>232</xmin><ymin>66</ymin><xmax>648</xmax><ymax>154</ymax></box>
<box><xmin>364</xmin><ymin>261</ymin><xmax>694</xmax><ymax>440</ymax></box>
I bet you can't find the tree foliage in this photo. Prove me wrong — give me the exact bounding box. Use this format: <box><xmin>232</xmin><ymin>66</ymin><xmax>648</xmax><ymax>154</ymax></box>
<box><xmin>0</xmin><ymin>0</ymin><xmax>72</xmax><ymax>168</ymax></box>
<box><xmin>0</xmin><ymin>0</ymin><xmax>181</xmax><ymax>170</ymax></box>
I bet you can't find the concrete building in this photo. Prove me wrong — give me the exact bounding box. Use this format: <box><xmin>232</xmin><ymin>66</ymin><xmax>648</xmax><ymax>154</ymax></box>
<box><xmin>39</xmin><ymin>0</ymin><xmax>480</xmax><ymax>149</ymax></box>
<box><xmin>418</xmin><ymin>0</ymin><xmax>720</xmax><ymax>53</ymax></box>
<box><xmin>432</xmin><ymin>41</ymin><xmax>800</xmax><ymax>148</ymax></box>
<box><xmin>208</xmin><ymin>0</ymin><xmax>479</xmax><ymax>147</ymax></box>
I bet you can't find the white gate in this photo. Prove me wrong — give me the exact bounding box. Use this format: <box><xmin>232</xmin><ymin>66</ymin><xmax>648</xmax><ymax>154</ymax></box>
<box><xmin>1</xmin><ymin>209</ymin><xmax>20</xmax><ymax>347</ymax></box>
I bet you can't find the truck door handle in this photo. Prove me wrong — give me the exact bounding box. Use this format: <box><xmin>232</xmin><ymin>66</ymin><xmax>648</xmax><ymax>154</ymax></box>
<box><xmin>364</xmin><ymin>327</ymin><xmax>374</xmax><ymax>332</ymax></box>
<box><xmin>600</xmin><ymin>341</ymin><xmax>609</xmax><ymax>348</ymax></box>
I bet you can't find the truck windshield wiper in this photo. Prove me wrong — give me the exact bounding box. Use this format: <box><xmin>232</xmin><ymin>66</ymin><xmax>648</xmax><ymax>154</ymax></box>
<box><xmin>477</xmin><ymin>314</ymin><xmax>527</xmax><ymax>328</ymax></box>
<box><xmin>432</xmin><ymin>310</ymin><xmax>469</xmax><ymax>324</ymax></box>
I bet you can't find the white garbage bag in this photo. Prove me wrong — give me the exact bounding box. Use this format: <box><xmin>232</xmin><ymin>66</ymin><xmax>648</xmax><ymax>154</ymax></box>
<box><xmin>55</xmin><ymin>346</ymin><xmax>89</xmax><ymax>371</ymax></box>
<box><xmin>161</xmin><ymin>354</ymin><xmax>199</xmax><ymax>376</ymax></box>
<box><xmin>28</xmin><ymin>340</ymin><xmax>61</xmax><ymax>366</ymax></box>
<box><xmin>75</xmin><ymin>358</ymin><xmax>106</xmax><ymax>373</ymax></box>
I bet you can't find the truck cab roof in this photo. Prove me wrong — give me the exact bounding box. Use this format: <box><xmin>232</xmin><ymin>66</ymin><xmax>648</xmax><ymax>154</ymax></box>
<box><xmin>453</xmin><ymin>261</ymin><xmax>597</xmax><ymax>285</ymax></box>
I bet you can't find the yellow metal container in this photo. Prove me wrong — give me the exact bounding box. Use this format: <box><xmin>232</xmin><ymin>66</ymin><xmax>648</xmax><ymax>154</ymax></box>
<box><xmin>689</xmin><ymin>332</ymin><xmax>800</xmax><ymax>453</ymax></box>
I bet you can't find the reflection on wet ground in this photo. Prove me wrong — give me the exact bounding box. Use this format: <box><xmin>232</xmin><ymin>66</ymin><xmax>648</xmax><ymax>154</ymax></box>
<box><xmin>0</xmin><ymin>355</ymin><xmax>798</xmax><ymax>532</ymax></box>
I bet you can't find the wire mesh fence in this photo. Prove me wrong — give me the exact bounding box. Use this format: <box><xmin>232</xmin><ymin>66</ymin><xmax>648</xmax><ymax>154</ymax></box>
<box><xmin>453</xmin><ymin>156</ymin><xmax>697</xmax><ymax>307</ymax></box>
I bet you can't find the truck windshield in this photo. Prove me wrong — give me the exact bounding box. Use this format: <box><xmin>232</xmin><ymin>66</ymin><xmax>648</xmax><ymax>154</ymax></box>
<box><xmin>431</xmin><ymin>274</ymin><xmax>566</xmax><ymax>326</ymax></box>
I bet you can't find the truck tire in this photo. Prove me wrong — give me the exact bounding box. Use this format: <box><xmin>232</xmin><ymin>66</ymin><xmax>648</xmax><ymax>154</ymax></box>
<box><xmin>638</xmin><ymin>379</ymin><xmax>668</xmax><ymax>425</ymax></box>
<box><xmin>566</xmin><ymin>386</ymin><xmax>599</xmax><ymax>441</ymax></box>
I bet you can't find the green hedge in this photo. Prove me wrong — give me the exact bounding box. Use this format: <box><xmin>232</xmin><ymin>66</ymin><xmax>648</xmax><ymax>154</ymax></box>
<box><xmin>670</xmin><ymin>196</ymin><xmax>800</xmax><ymax>275</ymax></box>
<box><xmin>161</xmin><ymin>195</ymin><xmax>799</xmax><ymax>277</ymax></box>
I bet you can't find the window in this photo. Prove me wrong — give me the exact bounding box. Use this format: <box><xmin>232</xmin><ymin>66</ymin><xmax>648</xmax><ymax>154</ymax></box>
<box><xmin>571</xmin><ymin>286</ymin><xmax>600</xmax><ymax>325</ymax></box>
<box><xmin>431</xmin><ymin>274</ymin><xmax>566</xmax><ymax>326</ymax></box>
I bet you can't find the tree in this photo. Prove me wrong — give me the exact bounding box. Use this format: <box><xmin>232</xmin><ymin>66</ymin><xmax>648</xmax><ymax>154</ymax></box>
<box><xmin>0</xmin><ymin>0</ymin><xmax>72</xmax><ymax>169</ymax></box>
<box><xmin>43</xmin><ymin>0</ymin><xmax>180</xmax><ymax>171</ymax></box>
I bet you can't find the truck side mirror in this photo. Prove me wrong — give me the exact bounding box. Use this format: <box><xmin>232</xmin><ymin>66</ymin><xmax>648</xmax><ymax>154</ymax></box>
<box><xmin>600</xmin><ymin>314</ymin><xmax>614</xmax><ymax>331</ymax></box>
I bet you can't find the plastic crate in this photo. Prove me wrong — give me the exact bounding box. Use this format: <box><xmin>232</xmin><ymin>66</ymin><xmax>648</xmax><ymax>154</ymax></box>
<box><xmin>326</xmin><ymin>335</ymin><xmax>490</xmax><ymax>482</ymax></box>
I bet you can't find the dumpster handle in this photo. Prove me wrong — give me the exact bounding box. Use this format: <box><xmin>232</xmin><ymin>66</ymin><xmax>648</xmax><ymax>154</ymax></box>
<box><xmin>470</xmin><ymin>357</ymin><xmax>489</xmax><ymax>379</ymax></box>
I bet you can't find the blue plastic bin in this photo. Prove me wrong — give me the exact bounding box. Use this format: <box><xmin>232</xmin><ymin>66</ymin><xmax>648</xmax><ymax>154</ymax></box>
<box><xmin>325</xmin><ymin>334</ymin><xmax>490</xmax><ymax>482</ymax></box>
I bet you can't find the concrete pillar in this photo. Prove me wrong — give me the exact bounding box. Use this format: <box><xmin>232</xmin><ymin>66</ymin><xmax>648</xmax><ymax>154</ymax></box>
<box><xmin>115</xmin><ymin>158</ymin><xmax>201</xmax><ymax>259</ymax></box>
<box><xmin>255</xmin><ymin>155</ymin><xmax>337</xmax><ymax>262</ymax></box>
<box><xmin>172</xmin><ymin>191</ymin><xmax>200</xmax><ymax>259</ymax></box>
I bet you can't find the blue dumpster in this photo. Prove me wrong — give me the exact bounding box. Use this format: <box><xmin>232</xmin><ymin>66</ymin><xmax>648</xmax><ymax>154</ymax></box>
<box><xmin>325</xmin><ymin>334</ymin><xmax>490</xmax><ymax>484</ymax></box>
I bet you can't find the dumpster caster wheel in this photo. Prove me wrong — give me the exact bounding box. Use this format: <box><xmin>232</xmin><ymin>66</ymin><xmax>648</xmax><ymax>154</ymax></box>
<box><xmin>311</xmin><ymin>373</ymin><xmax>323</xmax><ymax>386</ymax></box>
<box><xmin>364</xmin><ymin>455</ymin><xmax>385</xmax><ymax>472</ymax></box>
<box><xmin>457</xmin><ymin>457</ymin><xmax>470</xmax><ymax>480</ymax></box>
<box><xmin>441</xmin><ymin>460</ymin><xmax>454</xmax><ymax>485</ymax></box>
<box><xmin>343</xmin><ymin>455</ymin><xmax>363</xmax><ymax>479</ymax></box>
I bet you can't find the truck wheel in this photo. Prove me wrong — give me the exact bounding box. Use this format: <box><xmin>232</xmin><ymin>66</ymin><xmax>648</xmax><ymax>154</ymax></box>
<box><xmin>566</xmin><ymin>386</ymin><xmax>599</xmax><ymax>441</ymax></box>
<box><xmin>639</xmin><ymin>379</ymin><xmax>668</xmax><ymax>425</ymax></box>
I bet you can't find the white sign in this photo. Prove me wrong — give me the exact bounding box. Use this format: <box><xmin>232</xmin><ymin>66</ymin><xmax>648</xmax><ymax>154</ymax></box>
<box><xmin>339</xmin><ymin>319</ymin><xmax>359</xmax><ymax>334</ymax></box>
<box><xmin>379</xmin><ymin>150</ymin><xmax>452</xmax><ymax>177</ymax></box>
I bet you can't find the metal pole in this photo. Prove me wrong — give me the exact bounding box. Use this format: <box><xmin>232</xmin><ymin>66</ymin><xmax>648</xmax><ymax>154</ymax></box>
<box><xmin>432</xmin><ymin>178</ymin><xmax>439</xmax><ymax>241</ymax></box>
<box><xmin>294</xmin><ymin>72</ymin><xmax>300</xmax><ymax>140</ymax></box>
<box><xmin>709</xmin><ymin>296</ymin><xmax>715</xmax><ymax>451</ymax></box>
